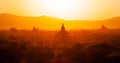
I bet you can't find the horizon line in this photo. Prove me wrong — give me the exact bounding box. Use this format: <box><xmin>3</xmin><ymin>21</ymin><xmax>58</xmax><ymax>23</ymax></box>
<box><xmin>0</xmin><ymin>13</ymin><xmax>119</xmax><ymax>21</ymax></box>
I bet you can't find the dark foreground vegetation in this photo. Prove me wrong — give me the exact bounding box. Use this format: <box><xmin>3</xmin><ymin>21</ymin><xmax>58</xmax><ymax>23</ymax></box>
<box><xmin>0</xmin><ymin>28</ymin><xmax>120</xmax><ymax>63</ymax></box>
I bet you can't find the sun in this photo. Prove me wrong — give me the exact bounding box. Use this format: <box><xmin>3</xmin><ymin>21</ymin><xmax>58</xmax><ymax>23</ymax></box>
<box><xmin>25</xmin><ymin>0</ymin><xmax>93</xmax><ymax>20</ymax></box>
<box><xmin>41</xmin><ymin>0</ymin><xmax>76</xmax><ymax>19</ymax></box>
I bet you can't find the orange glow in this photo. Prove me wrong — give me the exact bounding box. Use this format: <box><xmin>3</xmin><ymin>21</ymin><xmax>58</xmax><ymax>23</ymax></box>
<box><xmin>1</xmin><ymin>0</ymin><xmax>120</xmax><ymax>20</ymax></box>
<box><xmin>42</xmin><ymin>0</ymin><xmax>78</xmax><ymax>19</ymax></box>
<box><xmin>24</xmin><ymin>0</ymin><xmax>93</xmax><ymax>20</ymax></box>
<box><xmin>0</xmin><ymin>0</ymin><xmax>120</xmax><ymax>30</ymax></box>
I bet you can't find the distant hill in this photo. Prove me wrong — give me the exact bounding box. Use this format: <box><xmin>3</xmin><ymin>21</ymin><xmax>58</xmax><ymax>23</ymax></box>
<box><xmin>0</xmin><ymin>13</ymin><xmax>120</xmax><ymax>30</ymax></box>
<box><xmin>107</xmin><ymin>17</ymin><xmax>120</xmax><ymax>21</ymax></box>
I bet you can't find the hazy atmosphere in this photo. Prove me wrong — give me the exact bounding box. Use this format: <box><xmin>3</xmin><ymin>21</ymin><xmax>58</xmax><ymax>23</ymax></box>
<box><xmin>0</xmin><ymin>0</ymin><xmax>120</xmax><ymax>20</ymax></box>
<box><xmin>0</xmin><ymin>0</ymin><xmax>120</xmax><ymax>63</ymax></box>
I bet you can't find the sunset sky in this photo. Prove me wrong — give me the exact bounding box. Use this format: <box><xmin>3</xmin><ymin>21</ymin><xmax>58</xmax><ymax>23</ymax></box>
<box><xmin>0</xmin><ymin>0</ymin><xmax>120</xmax><ymax>20</ymax></box>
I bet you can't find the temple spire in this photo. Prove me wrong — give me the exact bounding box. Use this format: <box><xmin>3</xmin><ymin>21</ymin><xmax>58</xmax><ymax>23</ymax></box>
<box><xmin>61</xmin><ymin>23</ymin><xmax>65</xmax><ymax>32</ymax></box>
<box><xmin>101</xmin><ymin>24</ymin><xmax>107</xmax><ymax>30</ymax></box>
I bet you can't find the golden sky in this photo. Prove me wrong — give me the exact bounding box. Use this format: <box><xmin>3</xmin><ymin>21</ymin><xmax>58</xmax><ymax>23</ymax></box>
<box><xmin>0</xmin><ymin>0</ymin><xmax>120</xmax><ymax>20</ymax></box>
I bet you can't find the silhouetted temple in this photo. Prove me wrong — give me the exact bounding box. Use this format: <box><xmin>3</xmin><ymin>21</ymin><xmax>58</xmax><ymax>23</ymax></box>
<box><xmin>101</xmin><ymin>24</ymin><xmax>108</xmax><ymax>30</ymax></box>
<box><xmin>61</xmin><ymin>23</ymin><xmax>65</xmax><ymax>32</ymax></box>
<box><xmin>53</xmin><ymin>24</ymin><xmax>74</xmax><ymax>48</ymax></box>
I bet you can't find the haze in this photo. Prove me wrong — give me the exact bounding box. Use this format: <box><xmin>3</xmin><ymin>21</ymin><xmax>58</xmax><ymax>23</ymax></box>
<box><xmin>0</xmin><ymin>0</ymin><xmax>120</xmax><ymax>20</ymax></box>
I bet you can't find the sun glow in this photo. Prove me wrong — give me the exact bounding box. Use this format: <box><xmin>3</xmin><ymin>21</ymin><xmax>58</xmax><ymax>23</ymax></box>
<box><xmin>41</xmin><ymin>0</ymin><xmax>76</xmax><ymax>19</ymax></box>
<box><xmin>23</xmin><ymin>0</ymin><xmax>93</xmax><ymax>20</ymax></box>
<box><xmin>41</xmin><ymin>0</ymin><xmax>93</xmax><ymax>20</ymax></box>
